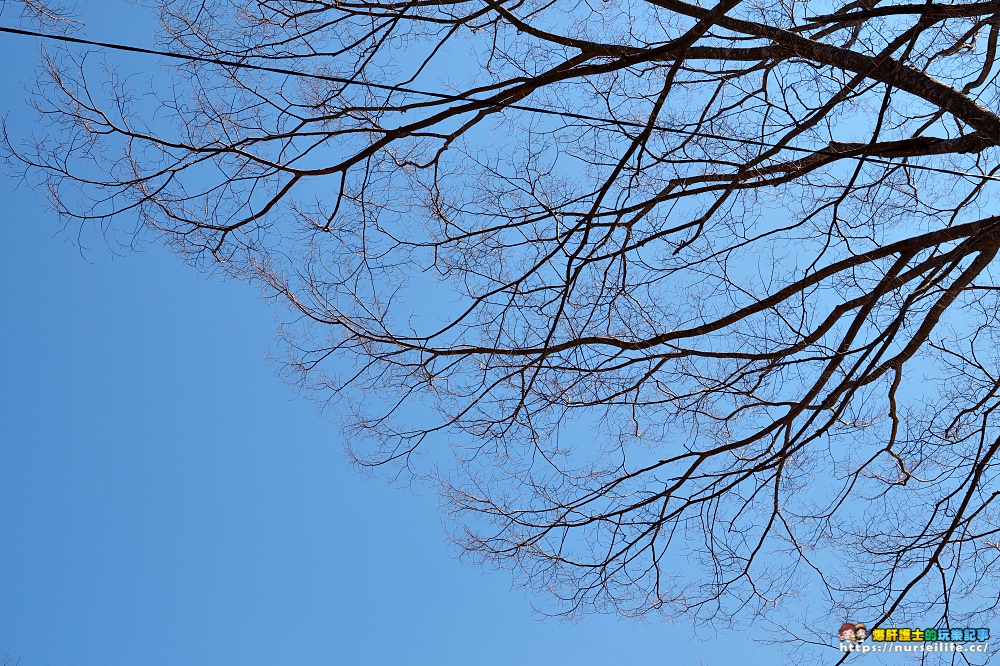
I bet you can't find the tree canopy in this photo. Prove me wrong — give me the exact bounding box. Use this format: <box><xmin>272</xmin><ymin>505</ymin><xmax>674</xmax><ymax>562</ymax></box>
<box><xmin>8</xmin><ymin>0</ymin><xmax>1000</xmax><ymax>658</ymax></box>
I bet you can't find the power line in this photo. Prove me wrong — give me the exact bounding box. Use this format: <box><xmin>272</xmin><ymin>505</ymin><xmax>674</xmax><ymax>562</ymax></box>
<box><xmin>3</xmin><ymin>23</ymin><xmax>1000</xmax><ymax>184</ymax></box>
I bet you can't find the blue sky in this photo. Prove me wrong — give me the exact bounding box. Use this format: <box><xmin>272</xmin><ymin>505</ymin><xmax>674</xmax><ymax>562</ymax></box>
<box><xmin>0</xmin><ymin>220</ymin><xmax>738</xmax><ymax>666</ymax></box>
<box><xmin>0</xmin><ymin>3</ymin><xmax>929</xmax><ymax>665</ymax></box>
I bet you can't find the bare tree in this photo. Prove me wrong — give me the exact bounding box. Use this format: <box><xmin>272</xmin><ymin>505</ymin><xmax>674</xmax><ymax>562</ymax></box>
<box><xmin>9</xmin><ymin>0</ymin><xmax>1000</xmax><ymax>658</ymax></box>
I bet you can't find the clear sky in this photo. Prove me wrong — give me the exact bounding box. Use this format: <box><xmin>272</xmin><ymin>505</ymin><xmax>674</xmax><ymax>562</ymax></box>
<box><xmin>0</xmin><ymin>3</ymin><xmax>933</xmax><ymax>665</ymax></box>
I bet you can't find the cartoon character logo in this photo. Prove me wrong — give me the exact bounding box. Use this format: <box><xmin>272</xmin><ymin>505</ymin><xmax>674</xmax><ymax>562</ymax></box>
<box><xmin>839</xmin><ymin>623</ymin><xmax>857</xmax><ymax>642</ymax></box>
<box><xmin>854</xmin><ymin>623</ymin><xmax>868</xmax><ymax>642</ymax></box>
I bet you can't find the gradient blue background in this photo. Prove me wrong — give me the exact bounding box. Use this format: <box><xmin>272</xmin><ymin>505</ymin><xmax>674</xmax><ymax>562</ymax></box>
<box><xmin>0</xmin><ymin>3</ymin><xmax>852</xmax><ymax>664</ymax></box>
